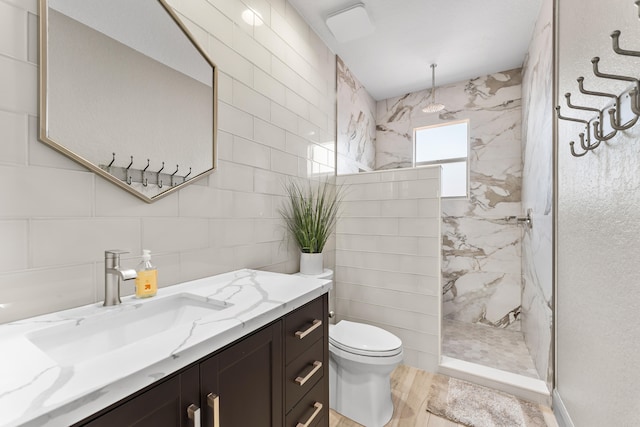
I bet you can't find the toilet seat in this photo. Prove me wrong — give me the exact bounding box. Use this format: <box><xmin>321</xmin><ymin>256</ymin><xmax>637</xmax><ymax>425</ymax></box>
<box><xmin>329</xmin><ymin>320</ymin><xmax>402</xmax><ymax>357</ymax></box>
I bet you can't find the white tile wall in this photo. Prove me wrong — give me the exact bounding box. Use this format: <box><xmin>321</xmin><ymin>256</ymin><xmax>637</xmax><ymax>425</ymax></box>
<box><xmin>254</xmin><ymin>117</ymin><xmax>286</xmax><ymax>150</ymax></box>
<box><xmin>0</xmin><ymin>54</ymin><xmax>38</xmax><ymax>114</ymax></box>
<box><xmin>0</xmin><ymin>165</ymin><xmax>94</xmax><ymax>217</ymax></box>
<box><xmin>0</xmin><ymin>2</ymin><xmax>27</xmax><ymax>61</ymax></box>
<box><xmin>0</xmin><ymin>110</ymin><xmax>27</xmax><ymax>165</ymax></box>
<box><xmin>0</xmin><ymin>0</ymin><xmax>337</xmax><ymax>323</ymax></box>
<box><xmin>335</xmin><ymin>167</ymin><xmax>441</xmax><ymax>372</ymax></box>
<box><xmin>232</xmin><ymin>80</ymin><xmax>271</xmax><ymax>122</ymax></box>
<box><xmin>0</xmin><ymin>265</ymin><xmax>96</xmax><ymax>324</ymax></box>
<box><xmin>253</xmin><ymin>68</ymin><xmax>286</xmax><ymax>106</ymax></box>
<box><xmin>231</xmin><ymin>136</ymin><xmax>271</xmax><ymax>169</ymax></box>
<box><xmin>0</xmin><ymin>220</ymin><xmax>28</xmax><ymax>272</ymax></box>
<box><xmin>211</xmin><ymin>160</ymin><xmax>255</xmax><ymax>193</ymax></box>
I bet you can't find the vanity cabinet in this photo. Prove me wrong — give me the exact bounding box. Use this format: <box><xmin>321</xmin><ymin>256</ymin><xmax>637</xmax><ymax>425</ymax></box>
<box><xmin>284</xmin><ymin>295</ymin><xmax>329</xmax><ymax>427</ymax></box>
<box><xmin>83</xmin><ymin>365</ymin><xmax>199</xmax><ymax>427</ymax></box>
<box><xmin>199</xmin><ymin>322</ymin><xmax>283</xmax><ymax>426</ymax></box>
<box><xmin>75</xmin><ymin>294</ymin><xmax>328</xmax><ymax>427</ymax></box>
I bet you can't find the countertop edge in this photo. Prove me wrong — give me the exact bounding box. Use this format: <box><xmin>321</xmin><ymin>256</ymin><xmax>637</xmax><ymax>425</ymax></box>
<box><xmin>7</xmin><ymin>271</ymin><xmax>330</xmax><ymax>427</ymax></box>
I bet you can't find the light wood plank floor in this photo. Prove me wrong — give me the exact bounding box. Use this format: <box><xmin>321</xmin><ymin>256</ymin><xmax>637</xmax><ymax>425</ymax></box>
<box><xmin>329</xmin><ymin>364</ymin><xmax>557</xmax><ymax>427</ymax></box>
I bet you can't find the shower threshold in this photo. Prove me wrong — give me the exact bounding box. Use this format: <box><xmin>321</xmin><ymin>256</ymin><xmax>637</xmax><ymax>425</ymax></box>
<box><xmin>439</xmin><ymin>356</ymin><xmax>551</xmax><ymax>405</ymax></box>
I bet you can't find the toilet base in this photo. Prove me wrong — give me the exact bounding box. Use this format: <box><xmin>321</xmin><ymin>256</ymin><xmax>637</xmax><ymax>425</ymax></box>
<box><xmin>329</xmin><ymin>346</ymin><xmax>401</xmax><ymax>427</ymax></box>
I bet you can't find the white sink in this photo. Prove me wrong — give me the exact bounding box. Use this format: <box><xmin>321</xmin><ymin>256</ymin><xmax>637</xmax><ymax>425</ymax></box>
<box><xmin>26</xmin><ymin>293</ymin><xmax>231</xmax><ymax>366</ymax></box>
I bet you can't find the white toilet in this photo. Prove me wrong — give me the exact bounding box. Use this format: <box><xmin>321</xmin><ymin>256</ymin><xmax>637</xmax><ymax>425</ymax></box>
<box><xmin>295</xmin><ymin>269</ymin><xmax>404</xmax><ymax>426</ymax></box>
<box><xmin>329</xmin><ymin>320</ymin><xmax>403</xmax><ymax>427</ymax></box>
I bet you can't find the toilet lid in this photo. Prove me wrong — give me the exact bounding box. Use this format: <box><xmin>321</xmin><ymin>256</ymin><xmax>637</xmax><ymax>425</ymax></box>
<box><xmin>329</xmin><ymin>320</ymin><xmax>402</xmax><ymax>357</ymax></box>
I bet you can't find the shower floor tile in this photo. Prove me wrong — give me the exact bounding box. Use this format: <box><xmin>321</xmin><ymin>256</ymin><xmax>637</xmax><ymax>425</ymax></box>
<box><xmin>442</xmin><ymin>319</ymin><xmax>540</xmax><ymax>379</ymax></box>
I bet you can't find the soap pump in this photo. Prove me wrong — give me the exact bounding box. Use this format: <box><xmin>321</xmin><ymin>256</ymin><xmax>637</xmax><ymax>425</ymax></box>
<box><xmin>135</xmin><ymin>249</ymin><xmax>157</xmax><ymax>298</ymax></box>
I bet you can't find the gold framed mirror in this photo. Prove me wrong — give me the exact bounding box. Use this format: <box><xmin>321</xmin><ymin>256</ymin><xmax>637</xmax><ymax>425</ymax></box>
<box><xmin>39</xmin><ymin>0</ymin><xmax>217</xmax><ymax>202</ymax></box>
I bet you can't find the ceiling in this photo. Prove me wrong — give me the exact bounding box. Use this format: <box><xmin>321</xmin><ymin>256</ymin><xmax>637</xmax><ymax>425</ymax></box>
<box><xmin>287</xmin><ymin>0</ymin><xmax>543</xmax><ymax>100</ymax></box>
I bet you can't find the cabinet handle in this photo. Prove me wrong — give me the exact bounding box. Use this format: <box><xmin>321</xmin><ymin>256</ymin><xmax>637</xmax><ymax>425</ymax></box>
<box><xmin>295</xmin><ymin>361</ymin><xmax>322</xmax><ymax>386</ymax></box>
<box><xmin>207</xmin><ymin>393</ymin><xmax>220</xmax><ymax>427</ymax></box>
<box><xmin>187</xmin><ymin>404</ymin><xmax>201</xmax><ymax>427</ymax></box>
<box><xmin>295</xmin><ymin>319</ymin><xmax>322</xmax><ymax>340</ymax></box>
<box><xmin>296</xmin><ymin>402</ymin><xmax>323</xmax><ymax>427</ymax></box>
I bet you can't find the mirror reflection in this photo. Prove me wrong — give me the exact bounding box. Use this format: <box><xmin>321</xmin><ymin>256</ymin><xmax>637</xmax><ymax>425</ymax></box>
<box><xmin>40</xmin><ymin>0</ymin><xmax>217</xmax><ymax>202</ymax></box>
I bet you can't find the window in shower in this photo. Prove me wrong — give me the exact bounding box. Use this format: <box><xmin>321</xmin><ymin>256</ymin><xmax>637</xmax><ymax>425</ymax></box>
<box><xmin>414</xmin><ymin>119</ymin><xmax>469</xmax><ymax>197</ymax></box>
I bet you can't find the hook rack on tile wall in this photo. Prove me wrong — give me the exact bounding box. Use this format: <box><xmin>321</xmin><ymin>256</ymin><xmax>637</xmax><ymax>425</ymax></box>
<box><xmin>556</xmin><ymin>1</ymin><xmax>640</xmax><ymax>157</ymax></box>
<box><xmin>99</xmin><ymin>153</ymin><xmax>192</xmax><ymax>188</ymax></box>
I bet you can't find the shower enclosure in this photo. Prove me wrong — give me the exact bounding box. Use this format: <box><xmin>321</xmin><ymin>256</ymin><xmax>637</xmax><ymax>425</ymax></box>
<box><xmin>440</xmin><ymin>209</ymin><xmax>550</xmax><ymax>384</ymax></box>
<box><xmin>333</xmin><ymin>0</ymin><xmax>554</xmax><ymax>400</ymax></box>
<box><xmin>440</xmin><ymin>0</ymin><xmax>554</xmax><ymax>396</ymax></box>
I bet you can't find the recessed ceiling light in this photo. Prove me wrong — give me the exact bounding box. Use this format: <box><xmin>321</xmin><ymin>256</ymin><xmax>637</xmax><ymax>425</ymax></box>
<box><xmin>242</xmin><ymin>8</ymin><xmax>263</xmax><ymax>26</ymax></box>
<box><xmin>326</xmin><ymin>3</ymin><xmax>374</xmax><ymax>43</ymax></box>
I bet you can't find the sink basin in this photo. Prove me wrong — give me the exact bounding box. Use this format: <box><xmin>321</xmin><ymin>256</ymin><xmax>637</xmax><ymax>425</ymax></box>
<box><xmin>27</xmin><ymin>293</ymin><xmax>231</xmax><ymax>366</ymax></box>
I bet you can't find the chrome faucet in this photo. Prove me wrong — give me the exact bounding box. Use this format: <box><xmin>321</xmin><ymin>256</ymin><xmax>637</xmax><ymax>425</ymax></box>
<box><xmin>104</xmin><ymin>250</ymin><xmax>137</xmax><ymax>306</ymax></box>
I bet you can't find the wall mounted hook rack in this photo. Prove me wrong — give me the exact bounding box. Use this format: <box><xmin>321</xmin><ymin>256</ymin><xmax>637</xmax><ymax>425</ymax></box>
<box><xmin>99</xmin><ymin>155</ymin><xmax>192</xmax><ymax>189</ymax></box>
<box><xmin>557</xmin><ymin>2</ymin><xmax>640</xmax><ymax>157</ymax></box>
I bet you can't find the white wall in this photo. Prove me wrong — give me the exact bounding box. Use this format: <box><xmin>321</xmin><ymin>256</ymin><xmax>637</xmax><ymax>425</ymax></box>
<box><xmin>335</xmin><ymin>167</ymin><xmax>441</xmax><ymax>371</ymax></box>
<box><xmin>0</xmin><ymin>0</ymin><xmax>336</xmax><ymax>323</ymax></box>
<box><xmin>557</xmin><ymin>0</ymin><xmax>640</xmax><ymax>425</ymax></box>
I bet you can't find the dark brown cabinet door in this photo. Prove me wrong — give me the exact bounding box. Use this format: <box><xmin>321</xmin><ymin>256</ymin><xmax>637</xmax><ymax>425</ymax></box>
<box><xmin>77</xmin><ymin>295</ymin><xmax>328</xmax><ymax>427</ymax></box>
<box><xmin>199</xmin><ymin>322</ymin><xmax>283</xmax><ymax>427</ymax></box>
<box><xmin>83</xmin><ymin>365</ymin><xmax>199</xmax><ymax>427</ymax></box>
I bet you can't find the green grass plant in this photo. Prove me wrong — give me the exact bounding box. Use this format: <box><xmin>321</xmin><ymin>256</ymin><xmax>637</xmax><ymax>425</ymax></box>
<box><xmin>280</xmin><ymin>179</ymin><xmax>343</xmax><ymax>254</ymax></box>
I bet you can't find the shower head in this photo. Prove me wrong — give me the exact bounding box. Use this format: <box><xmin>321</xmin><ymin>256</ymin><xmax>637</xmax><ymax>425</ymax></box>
<box><xmin>422</xmin><ymin>102</ymin><xmax>445</xmax><ymax>113</ymax></box>
<box><xmin>422</xmin><ymin>63</ymin><xmax>445</xmax><ymax>113</ymax></box>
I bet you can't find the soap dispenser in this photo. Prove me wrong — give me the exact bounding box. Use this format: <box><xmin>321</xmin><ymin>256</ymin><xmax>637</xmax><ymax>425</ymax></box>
<box><xmin>135</xmin><ymin>249</ymin><xmax>157</xmax><ymax>298</ymax></box>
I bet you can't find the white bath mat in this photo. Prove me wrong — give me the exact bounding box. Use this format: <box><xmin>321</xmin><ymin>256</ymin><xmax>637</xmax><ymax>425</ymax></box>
<box><xmin>426</xmin><ymin>374</ymin><xmax>548</xmax><ymax>427</ymax></box>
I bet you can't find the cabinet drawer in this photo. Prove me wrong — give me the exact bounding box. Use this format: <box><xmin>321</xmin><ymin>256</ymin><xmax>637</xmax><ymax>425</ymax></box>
<box><xmin>285</xmin><ymin>379</ymin><xmax>327</xmax><ymax>427</ymax></box>
<box><xmin>285</xmin><ymin>337</ymin><xmax>324</xmax><ymax>412</ymax></box>
<box><xmin>285</xmin><ymin>297</ymin><xmax>324</xmax><ymax>364</ymax></box>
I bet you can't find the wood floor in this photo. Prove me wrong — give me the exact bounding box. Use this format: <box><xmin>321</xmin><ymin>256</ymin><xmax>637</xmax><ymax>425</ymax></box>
<box><xmin>329</xmin><ymin>364</ymin><xmax>465</xmax><ymax>427</ymax></box>
<box><xmin>329</xmin><ymin>364</ymin><xmax>557</xmax><ymax>427</ymax></box>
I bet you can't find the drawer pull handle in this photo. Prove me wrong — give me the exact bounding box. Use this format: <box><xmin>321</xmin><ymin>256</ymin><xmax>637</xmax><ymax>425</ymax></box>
<box><xmin>187</xmin><ymin>404</ymin><xmax>201</xmax><ymax>427</ymax></box>
<box><xmin>295</xmin><ymin>319</ymin><xmax>322</xmax><ymax>340</ymax></box>
<box><xmin>295</xmin><ymin>361</ymin><xmax>322</xmax><ymax>386</ymax></box>
<box><xmin>296</xmin><ymin>402</ymin><xmax>323</xmax><ymax>427</ymax></box>
<box><xmin>207</xmin><ymin>393</ymin><xmax>220</xmax><ymax>427</ymax></box>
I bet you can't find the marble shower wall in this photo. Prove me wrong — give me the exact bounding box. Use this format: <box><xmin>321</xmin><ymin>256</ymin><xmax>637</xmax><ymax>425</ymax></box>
<box><xmin>521</xmin><ymin>0</ymin><xmax>553</xmax><ymax>386</ymax></box>
<box><xmin>376</xmin><ymin>70</ymin><xmax>524</xmax><ymax>330</ymax></box>
<box><xmin>336</xmin><ymin>56</ymin><xmax>376</xmax><ymax>174</ymax></box>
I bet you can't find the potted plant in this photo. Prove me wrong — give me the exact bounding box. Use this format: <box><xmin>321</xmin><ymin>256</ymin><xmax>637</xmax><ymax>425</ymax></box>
<box><xmin>279</xmin><ymin>178</ymin><xmax>343</xmax><ymax>275</ymax></box>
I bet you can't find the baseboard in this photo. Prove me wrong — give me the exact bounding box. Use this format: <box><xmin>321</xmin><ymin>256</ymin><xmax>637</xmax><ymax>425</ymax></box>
<box><xmin>439</xmin><ymin>356</ymin><xmax>551</xmax><ymax>405</ymax></box>
<box><xmin>552</xmin><ymin>389</ymin><xmax>575</xmax><ymax>427</ymax></box>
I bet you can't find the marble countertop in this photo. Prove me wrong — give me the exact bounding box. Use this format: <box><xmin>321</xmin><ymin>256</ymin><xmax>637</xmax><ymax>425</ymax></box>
<box><xmin>0</xmin><ymin>269</ymin><xmax>331</xmax><ymax>427</ymax></box>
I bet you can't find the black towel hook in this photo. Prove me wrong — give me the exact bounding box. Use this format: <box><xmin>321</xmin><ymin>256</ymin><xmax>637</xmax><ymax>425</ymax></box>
<box><xmin>107</xmin><ymin>152</ymin><xmax>116</xmax><ymax>169</ymax></box>
<box><xmin>125</xmin><ymin>156</ymin><xmax>134</xmax><ymax>185</ymax></box>
<box><xmin>157</xmin><ymin>162</ymin><xmax>165</xmax><ymax>189</ymax></box>
<box><xmin>142</xmin><ymin>159</ymin><xmax>150</xmax><ymax>187</ymax></box>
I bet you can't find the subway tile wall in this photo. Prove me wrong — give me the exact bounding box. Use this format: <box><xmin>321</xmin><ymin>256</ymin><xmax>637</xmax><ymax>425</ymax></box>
<box><xmin>0</xmin><ymin>0</ymin><xmax>336</xmax><ymax>323</ymax></box>
<box><xmin>335</xmin><ymin>167</ymin><xmax>441</xmax><ymax>371</ymax></box>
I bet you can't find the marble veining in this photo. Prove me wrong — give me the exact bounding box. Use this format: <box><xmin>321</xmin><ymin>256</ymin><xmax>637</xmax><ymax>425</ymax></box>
<box><xmin>374</xmin><ymin>69</ymin><xmax>524</xmax><ymax>330</ymax></box>
<box><xmin>337</xmin><ymin>56</ymin><xmax>376</xmax><ymax>174</ymax></box>
<box><xmin>442</xmin><ymin>319</ymin><xmax>539</xmax><ymax>378</ymax></box>
<box><xmin>521</xmin><ymin>0</ymin><xmax>554</xmax><ymax>387</ymax></box>
<box><xmin>0</xmin><ymin>269</ymin><xmax>330</xmax><ymax>427</ymax></box>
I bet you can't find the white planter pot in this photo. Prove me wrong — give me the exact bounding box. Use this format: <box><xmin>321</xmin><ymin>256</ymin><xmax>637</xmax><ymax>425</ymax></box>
<box><xmin>300</xmin><ymin>252</ymin><xmax>323</xmax><ymax>275</ymax></box>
